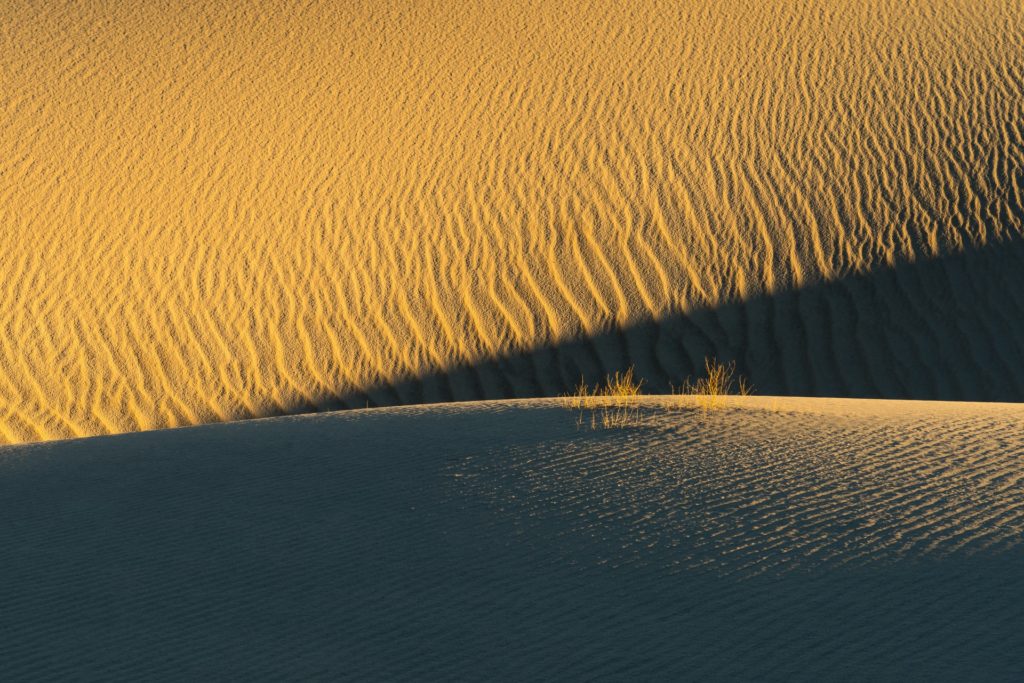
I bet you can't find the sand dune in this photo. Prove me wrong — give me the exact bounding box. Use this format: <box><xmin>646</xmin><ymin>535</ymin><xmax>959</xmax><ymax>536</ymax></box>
<box><xmin>3</xmin><ymin>1</ymin><xmax>1024</xmax><ymax>442</ymax></box>
<box><xmin>1</xmin><ymin>397</ymin><xmax>1022</xmax><ymax>678</ymax></box>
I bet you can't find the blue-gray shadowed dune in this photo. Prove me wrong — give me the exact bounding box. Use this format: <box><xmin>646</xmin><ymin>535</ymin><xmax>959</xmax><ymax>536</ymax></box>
<box><xmin>2</xmin><ymin>397</ymin><xmax>1022</xmax><ymax>680</ymax></box>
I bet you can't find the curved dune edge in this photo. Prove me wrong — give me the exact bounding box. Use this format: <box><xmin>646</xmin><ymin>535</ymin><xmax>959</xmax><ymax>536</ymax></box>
<box><xmin>3</xmin><ymin>1</ymin><xmax>1024</xmax><ymax>443</ymax></box>
<box><xmin>1</xmin><ymin>397</ymin><xmax>1022</xmax><ymax>678</ymax></box>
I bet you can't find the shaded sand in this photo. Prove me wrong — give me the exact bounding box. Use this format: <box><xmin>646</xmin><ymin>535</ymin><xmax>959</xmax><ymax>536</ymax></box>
<box><xmin>3</xmin><ymin>1</ymin><xmax>1024</xmax><ymax>442</ymax></box>
<box><xmin>1</xmin><ymin>397</ymin><xmax>1023</xmax><ymax>679</ymax></box>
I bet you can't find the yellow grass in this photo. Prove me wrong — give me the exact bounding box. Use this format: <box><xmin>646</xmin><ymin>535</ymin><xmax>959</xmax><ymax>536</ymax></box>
<box><xmin>565</xmin><ymin>367</ymin><xmax>645</xmax><ymax>430</ymax></box>
<box><xmin>675</xmin><ymin>359</ymin><xmax>754</xmax><ymax>412</ymax></box>
<box><xmin>567</xmin><ymin>358</ymin><xmax>754</xmax><ymax>429</ymax></box>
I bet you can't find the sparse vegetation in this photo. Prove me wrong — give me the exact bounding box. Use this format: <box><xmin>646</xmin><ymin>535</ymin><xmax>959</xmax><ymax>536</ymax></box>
<box><xmin>565</xmin><ymin>359</ymin><xmax>754</xmax><ymax>429</ymax></box>
<box><xmin>674</xmin><ymin>358</ymin><xmax>753</xmax><ymax>412</ymax></box>
<box><xmin>564</xmin><ymin>367</ymin><xmax>645</xmax><ymax>430</ymax></box>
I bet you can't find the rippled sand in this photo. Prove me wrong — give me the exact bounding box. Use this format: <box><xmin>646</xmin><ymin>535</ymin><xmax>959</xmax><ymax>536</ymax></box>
<box><xmin>2</xmin><ymin>398</ymin><xmax>1022</xmax><ymax>677</ymax></box>
<box><xmin>3</xmin><ymin>1</ymin><xmax>1023</xmax><ymax>442</ymax></box>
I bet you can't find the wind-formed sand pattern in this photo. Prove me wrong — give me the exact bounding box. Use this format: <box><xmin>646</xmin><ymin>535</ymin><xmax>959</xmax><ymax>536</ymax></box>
<box><xmin>3</xmin><ymin>0</ymin><xmax>1024</xmax><ymax>442</ymax></box>
<box><xmin>1</xmin><ymin>398</ymin><xmax>1022</xmax><ymax>678</ymax></box>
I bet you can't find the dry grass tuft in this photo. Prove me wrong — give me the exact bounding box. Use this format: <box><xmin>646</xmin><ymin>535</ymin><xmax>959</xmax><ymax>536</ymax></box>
<box><xmin>565</xmin><ymin>367</ymin><xmax>645</xmax><ymax>430</ymax></box>
<box><xmin>564</xmin><ymin>359</ymin><xmax>753</xmax><ymax>428</ymax></box>
<box><xmin>673</xmin><ymin>358</ymin><xmax>753</xmax><ymax>412</ymax></box>
<box><xmin>604</xmin><ymin>367</ymin><xmax>644</xmax><ymax>398</ymax></box>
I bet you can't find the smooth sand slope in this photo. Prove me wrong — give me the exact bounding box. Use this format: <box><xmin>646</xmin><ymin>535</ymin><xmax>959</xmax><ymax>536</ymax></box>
<box><xmin>3</xmin><ymin>1</ymin><xmax>1024</xmax><ymax>443</ymax></box>
<box><xmin>1</xmin><ymin>397</ymin><xmax>1022</xmax><ymax>679</ymax></box>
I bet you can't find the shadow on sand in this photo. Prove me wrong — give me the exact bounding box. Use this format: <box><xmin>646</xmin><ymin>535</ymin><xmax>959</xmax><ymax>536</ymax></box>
<box><xmin>331</xmin><ymin>234</ymin><xmax>1024</xmax><ymax>408</ymax></box>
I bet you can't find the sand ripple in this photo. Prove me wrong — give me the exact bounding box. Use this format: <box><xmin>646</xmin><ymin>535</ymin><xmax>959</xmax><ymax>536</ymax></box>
<box><xmin>1</xmin><ymin>398</ymin><xmax>1022</xmax><ymax>678</ymax></box>
<box><xmin>2</xmin><ymin>1</ymin><xmax>1023</xmax><ymax>442</ymax></box>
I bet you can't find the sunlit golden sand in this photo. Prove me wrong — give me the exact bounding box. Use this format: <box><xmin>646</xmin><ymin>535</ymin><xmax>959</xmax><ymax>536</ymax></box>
<box><xmin>2</xmin><ymin>1</ymin><xmax>1023</xmax><ymax>442</ymax></box>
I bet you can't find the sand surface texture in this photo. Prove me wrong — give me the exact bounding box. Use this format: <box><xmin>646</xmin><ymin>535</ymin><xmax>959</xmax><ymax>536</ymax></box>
<box><xmin>1</xmin><ymin>397</ymin><xmax>1022</xmax><ymax>679</ymax></box>
<box><xmin>4</xmin><ymin>1</ymin><xmax>1024</xmax><ymax>443</ymax></box>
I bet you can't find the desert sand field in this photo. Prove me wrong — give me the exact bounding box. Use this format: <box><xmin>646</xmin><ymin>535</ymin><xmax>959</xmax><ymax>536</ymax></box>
<box><xmin>1</xmin><ymin>397</ymin><xmax>1022</xmax><ymax>678</ymax></box>
<box><xmin>2</xmin><ymin>1</ymin><xmax>1023</xmax><ymax>443</ymax></box>
<box><xmin>4</xmin><ymin>3</ymin><xmax>1022</xmax><ymax>677</ymax></box>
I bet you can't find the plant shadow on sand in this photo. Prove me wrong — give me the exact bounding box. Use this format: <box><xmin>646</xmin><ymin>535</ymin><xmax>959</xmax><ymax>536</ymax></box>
<box><xmin>328</xmin><ymin>232</ymin><xmax>1024</xmax><ymax>411</ymax></box>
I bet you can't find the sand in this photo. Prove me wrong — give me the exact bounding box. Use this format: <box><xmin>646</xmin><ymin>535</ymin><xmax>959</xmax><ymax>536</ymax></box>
<box><xmin>1</xmin><ymin>396</ymin><xmax>1022</xmax><ymax>678</ymax></box>
<box><xmin>5</xmin><ymin>4</ymin><xmax>1020</xmax><ymax>675</ymax></box>
<box><xmin>2</xmin><ymin>1</ymin><xmax>1023</xmax><ymax>443</ymax></box>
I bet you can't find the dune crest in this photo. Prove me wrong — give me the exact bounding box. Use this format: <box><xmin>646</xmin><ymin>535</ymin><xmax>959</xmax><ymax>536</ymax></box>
<box><xmin>2</xmin><ymin>1</ymin><xmax>1023</xmax><ymax>442</ymax></box>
